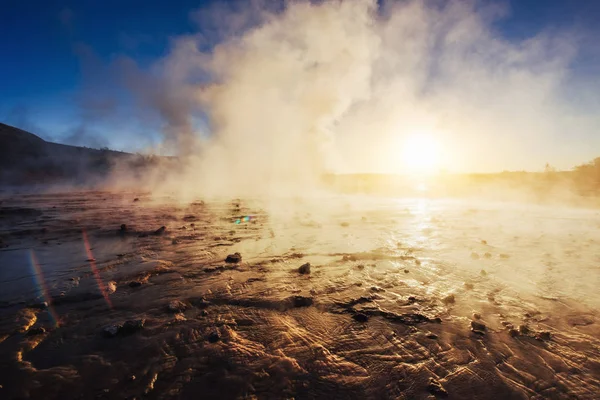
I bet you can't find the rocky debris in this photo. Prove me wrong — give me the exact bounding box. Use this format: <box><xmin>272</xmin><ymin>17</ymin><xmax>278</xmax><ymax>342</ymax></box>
<box><xmin>342</xmin><ymin>254</ymin><xmax>357</xmax><ymax>262</ymax></box>
<box><xmin>404</xmin><ymin>269</ymin><xmax>410</xmax><ymax>273</ymax></box>
<box><xmin>298</xmin><ymin>262</ymin><xmax>311</xmax><ymax>274</ymax></box>
<box><xmin>103</xmin><ymin>325</ymin><xmax>120</xmax><ymax>338</ymax></box>
<box><xmin>167</xmin><ymin>300</ymin><xmax>187</xmax><ymax>313</ymax></box>
<box><xmin>191</xmin><ymin>297</ymin><xmax>212</xmax><ymax>309</ymax></box>
<box><xmin>172</xmin><ymin>238</ymin><xmax>180</xmax><ymax>245</ymax></box>
<box><xmin>442</xmin><ymin>294</ymin><xmax>455</xmax><ymax>305</ymax></box>
<box><xmin>207</xmin><ymin>331</ymin><xmax>220</xmax><ymax>343</ymax></box>
<box><xmin>119</xmin><ymin>224</ymin><xmax>127</xmax><ymax>233</ymax></box>
<box><xmin>379</xmin><ymin>311</ymin><xmax>441</xmax><ymax>325</ymax></box>
<box><xmin>370</xmin><ymin>286</ymin><xmax>386</xmax><ymax>293</ymax></box>
<box><xmin>352</xmin><ymin>313</ymin><xmax>369</xmax><ymax>322</ymax></box>
<box><xmin>473</xmin><ymin>313</ymin><xmax>481</xmax><ymax>320</ymax></box>
<box><xmin>153</xmin><ymin>226</ymin><xmax>166</xmax><ymax>235</ymax></box>
<box><xmin>471</xmin><ymin>321</ymin><xmax>487</xmax><ymax>334</ymax></box>
<box><xmin>426</xmin><ymin>333</ymin><xmax>438</xmax><ymax>339</ymax></box>
<box><xmin>129</xmin><ymin>281</ymin><xmax>142</xmax><ymax>288</ymax></box>
<box><xmin>225</xmin><ymin>252</ymin><xmax>242</xmax><ymax>263</ymax></box>
<box><xmin>509</xmin><ymin>328</ymin><xmax>520</xmax><ymax>337</ymax></box>
<box><xmin>484</xmin><ymin>252</ymin><xmax>492</xmax><ymax>259</ymax></box>
<box><xmin>30</xmin><ymin>301</ymin><xmax>48</xmax><ymax>309</ymax></box>
<box><xmin>289</xmin><ymin>296</ymin><xmax>313</xmax><ymax>308</ymax></box>
<box><xmin>133</xmin><ymin>198</ymin><xmax>139</xmax><ymax>202</ymax></box>
<box><xmin>464</xmin><ymin>282</ymin><xmax>474</xmax><ymax>290</ymax></box>
<box><xmin>427</xmin><ymin>378</ymin><xmax>448</xmax><ymax>397</ymax></box>
<box><xmin>26</xmin><ymin>327</ymin><xmax>46</xmax><ymax>336</ymax></box>
<box><xmin>536</xmin><ymin>331</ymin><xmax>552</xmax><ymax>341</ymax></box>
<box><xmin>471</xmin><ymin>252</ymin><xmax>480</xmax><ymax>260</ymax></box>
<box><xmin>518</xmin><ymin>325</ymin><xmax>530</xmax><ymax>335</ymax></box>
<box><xmin>107</xmin><ymin>281</ymin><xmax>117</xmax><ymax>294</ymax></box>
<box><xmin>121</xmin><ymin>319</ymin><xmax>145</xmax><ymax>335</ymax></box>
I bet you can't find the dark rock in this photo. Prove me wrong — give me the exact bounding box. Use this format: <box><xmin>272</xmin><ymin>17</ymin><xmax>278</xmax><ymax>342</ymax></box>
<box><xmin>207</xmin><ymin>331</ymin><xmax>220</xmax><ymax>343</ymax></box>
<box><xmin>225</xmin><ymin>252</ymin><xmax>242</xmax><ymax>263</ymax></box>
<box><xmin>407</xmin><ymin>296</ymin><xmax>417</xmax><ymax>303</ymax></box>
<box><xmin>518</xmin><ymin>325</ymin><xmax>530</xmax><ymax>335</ymax></box>
<box><xmin>352</xmin><ymin>313</ymin><xmax>369</xmax><ymax>322</ymax></box>
<box><xmin>536</xmin><ymin>331</ymin><xmax>552</xmax><ymax>341</ymax></box>
<box><xmin>471</xmin><ymin>320</ymin><xmax>486</xmax><ymax>334</ymax></box>
<box><xmin>129</xmin><ymin>281</ymin><xmax>142</xmax><ymax>288</ymax></box>
<box><xmin>473</xmin><ymin>313</ymin><xmax>481</xmax><ymax>320</ymax></box>
<box><xmin>120</xmin><ymin>224</ymin><xmax>127</xmax><ymax>233</ymax></box>
<box><xmin>442</xmin><ymin>294</ymin><xmax>455</xmax><ymax>305</ymax></box>
<box><xmin>290</xmin><ymin>296</ymin><xmax>313</xmax><ymax>308</ymax></box>
<box><xmin>464</xmin><ymin>282</ymin><xmax>474</xmax><ymax>290</ymax></box>
<box><xmin>153</xmin><ymin>226</ymin><xmax>166</xmax><ymax>235</ymax></box>
<box><xmin>370</xmin><ymin>286</ymin><xmax>385</xmax><ymax>293</ymax></box>
<box><xmin>426</xmin><ymin>333</ymin><xmax>438</xmax><ymax>339</ymax></box>
<box><xmin>133</xmin><ymin>198</ymin><xmax>139</xmax><ymax>202</ymax></box>
<box><xmin>471</xmin><ymin>252</ymin><xmax>480</xmax><ymax>260</ymax></box>
<box><xmin>120</xmin><ymin>319</ymin><xmax>145</xmax><ymax>335</ymax></box>
<box><xmin>31</xmin><ymin>301</ymin><xmax>48</xmax><ymax>309</ymax></box>
<box><xmin>509</xmin><ymin>328</ymin><xmax>520</xmax><ymax>337</ymax></box>
<box><xmin>26</xmin><ymin>327</ymin><xmax>46</xmax><ymax>336</ymax></box>
<box><xmin>404</xmin><ymin>269</ymin><xmax>409</xmax><ymax>273</ymax></box>
<box><xmin>167</xmin><ymin>300</ymin><xmax>187</xmax><ymax>313</ymax></box>
<box><xmin>200</xmin><ymin>310</ymin><xmax>209</xmax><ymax>317</ymax></box>
<box><xmin>298</xmin><ymin>262</ymin><xmax>311</xmax><ymax>274</ymax></box>
<box><xmin>103</xmin><ymin>325</ymin><xmax>120</xmax><ymax>338</ymax></box>
<box><xmin>427</xmin><ymin>378</ymin><xmax>448</xmax><ymax>397</ymax></box>
<box><xmin>172</xmin><ymin>238</ymin><xmax>180</xmax><ymax>245</ymax></box>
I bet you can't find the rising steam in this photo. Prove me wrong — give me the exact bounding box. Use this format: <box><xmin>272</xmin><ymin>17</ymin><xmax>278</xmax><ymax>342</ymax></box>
<box><xmin>109</xmin><ymin>0</ymin><xmax>599</xmax><ymax>197</ymax></box>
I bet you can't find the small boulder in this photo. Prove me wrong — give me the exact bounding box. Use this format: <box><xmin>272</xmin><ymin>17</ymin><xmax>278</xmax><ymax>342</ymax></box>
<box><xmin>484</xmin><ymin>252</ymin><xmax>492</xmax><ymax>259</ymax></box>
<box><xmin>404</xmin><ymin>269</ymin><xmax>410</xmax><ymax>274</ymax></box>
<box><xmin>471</xmin><ymin>320</ymin><xmax>486</xmax><ymax>334</ymax></box>
<box><xmin>473</xmin><ymin>313</ymin><xmax>481</xmax><ymax>320</ymax></box>
<box><xmin>509</xmin><ymin>328</ymin><xmax>520</xmax><ymax>337</ymax></box>
<box><xmin>291</xmin><ymin>296</ymin><xmax>313</xmax><ymax>308</ymax></box>
<box><xmin>352</xmin><ymin>313</ymin><xmax>369</xmax><ymax>322</ymax></box>
<box><xmin>167</xmin><ymin>300</ymin><xmax>187</xmax><ymax>313</ymax></box>
<box><xmin>26</xmin><ymin>327</ymin><xmax>46</xmax><ymax>336</ymax></box>
<box><xmin>298</xmin><ymin>262</ymin><xmax>311</xmax><ymax>274</ymax></box>
<box><xmin>464</xmin><ymin>282</ymin><xmax>474</xmax><ymax>290</ymax></box>
<box><xmin>225</xmin><ymin>252</ymin><xmax>242</xmax><ymax>263</ymax></box>
<box><xmin>103</xmin><ymin>325</ymin><xmax>120</xmax><ymax>338</ymax></box>
<box><xmin>207</xmin><ymin>331</ymin><xmax>220</xmax><ymax>343</ymax></box>
<box><xmin>518</xmin><ymin>325</ymin><xmax>530</xmax><ymax>335</ymax></box>
<box><xmin>153</xmin><ymin>226</ymin><xmax>166</xmax><ymax>235</ymax></box>
<box><xmin>536</xmin><ymin>331</ymin><xmax>552</xmax><ymax>341</ymax></box>
<box><xmin>442</xmin><ymin>294</ymin><xmax>455</xmax><ymax>305</ymax></box>
<box><xmin>120</xmin><ymin>319</ymin><xmax>145</xmax><ymax>335</ymax></box>
<box><xmin>107</xmin><ymin>281</ymin><xmax>117</xmax><ymax>294</ymax></box>
<box><xmin>129</xmin><ymin>281</ymin><xmax>142</xmax><ymax>288</ymax></box>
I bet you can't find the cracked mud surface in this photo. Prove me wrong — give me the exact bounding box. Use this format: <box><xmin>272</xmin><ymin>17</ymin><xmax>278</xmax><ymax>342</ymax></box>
<box><xmin>1</xmin><ymin>192</ymin><xmax>599</xmax><ymax>399</ymax></box>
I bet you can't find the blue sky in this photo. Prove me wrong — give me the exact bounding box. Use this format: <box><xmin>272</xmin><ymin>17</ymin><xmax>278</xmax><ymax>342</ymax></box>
<box><xmin>2</xmin><ymin>0</ymin><xmax>600</xmax><ymax>161</ymax></box>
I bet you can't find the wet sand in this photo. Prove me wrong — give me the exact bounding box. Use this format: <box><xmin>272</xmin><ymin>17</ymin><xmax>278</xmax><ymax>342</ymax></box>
<box><xmin>1</xmin><ymin>191</ymin><xmax>599</xmax><ymax>399</ymax></box>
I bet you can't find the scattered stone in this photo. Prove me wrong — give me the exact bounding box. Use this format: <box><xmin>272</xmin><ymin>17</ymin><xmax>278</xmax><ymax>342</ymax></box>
<box><xmin>153</xmin><ymin>226</ymin><xmax>166</xmax><ymax>235</ymax></box>
<box><xmin>172</xmin><ymin>239</ymin><xmax>180</xmax><ymax>245</ymax></box>
<box><xmin>404</xmin><ymin>269</ymin><xmax>410</xmax><ymax>273</ymax></box>
<box><xmin>471</xmin><ymin>320</ymin><xmax>487</xmax><ymax>334</ymax></box>
<box><xmin>355</xmin><ymin>264</ymin><xmax>365</xmax><ymax>270</ymax></box>
<box><xmin>518</xmin><ymin>325</ymin><xmax>530</xmax><ymax>335</ymax></box>
<box><xmin>298</xmin><ymin>262</ymin><xmax>311</xmax><ymax>274</ymax></box>
<box><xmin>290</xmin><ymin>296</ymin><xmax>313</xmax><ymax>308</ymax></box>
<box><xmin>207</xmin><ymin>331</ymin><xmax>220</xmax><ymax>343</ymax></box>
<box><xmin>471</xmin><ymin>252</ymin><xmax>480</xmax><ymax>260</ymax></box>
<box><xmin>370</xmin><ymin>286</ymin><xmax>386</xmax><ymax>293</ymax></box>
<box><xmin>342</xmin><ymin>254</ymin><xmax>357</xmax><ymax>262</ymax></box>
<box><xmin>407</xmin><ymin>296</ymin><xmax>417</xmax><ymax>303</ymax></box>
<box><xmin>31</xmin><ymin>301</ymin><xmax>48</xmax><ymax>310</ymax></box>
<box><xmin>480</xmin><ymin>270</ymin><xmax>487</xmax><ymax>276</ymax></box>
<box><xmin>103</xmin><ymin>325</ymin><xmax>120</xmax><ymax>338</ymax></box>
<box><xmin>129</xmin><ymin>281</ymin><xmax>142</xmax><ymax>288</ymax></box>
<box><xmin>427</xmin><ymin>378</ymin><xmax>448</xmax><ymax>397</ymax></box>
<box><xmin>167</xmin><ymin>300</ymin><xmax>187</xmax><ymax>313</ymax></box>
<box><xmin>536</xmin><ymin>331</ymin><xmax>552</xmax><ymax>341</ymax></box>
<box><xmin>225</xmin><ymin>252</ymin><xmax>242</xmax><ymax>263</ymax></box>
<box><xmin>442</xmin><ymin>294</ymin><xmax>455</xmax><ymax>305</ymax></box>
<box><xmin>473</xmin><ymin>313</ymin><xmax>481</xmax><ymax>320</ymax></box>
<box><xmin>26</xmin><ymin>327</ymin><xmax>46</xmax><ymax>336</ymax></box>
<box><xmin>509</xmin><ymin>328</ymin><xmax>520</xmax><ymax>337</ymax></box>
<box><xmin>352</xmin><ymin>313</ymin><xmax>369</xmax><ymax>322</ymax></box>
<box><xmin>200</xmin><ymin>310</ymin><xmax>209</xmax><ymax>317</ymax></box>
<box><xmin>133</xmin><ymin>198</ymin><xmax>139</xmax><ymax>202</ymax></box>
<box><xmin>484</xmin><ymin>252</ymin><xmax>492</xmax><ymax>259</ymax></box>
<box><xmin>129</xmin><ymin>375</ymin><xmax>136</xmax><ymax>382</ymax></box>
<box><xmin>107</xmin><ymin>281</ymin><xmax>117</xmax><ymax>294</ymax></box>
<box><xmin>426</xmin><ymin>333</ymin><xmax>438</xmax><ymax>339</ymax></box>
<box><xmin>464</xmin><ymin>282</ymin><xmax>474</xmax><ymax>290</ymax></box>
<box><xmin>119</xmin><ymin>224</ymin><xmax>127</xmax><ymax>233</ymax></box>
<box><xmin>120</xmin><ymin>319</ymin><xmax>145</xmax><ymax>335</ymax></box>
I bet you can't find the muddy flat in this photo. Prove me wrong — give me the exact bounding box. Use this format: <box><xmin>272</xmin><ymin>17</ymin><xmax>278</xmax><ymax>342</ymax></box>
<box><xmin>1</xmin><ymin>191</ymin><xmax>599</xmax><ymax>399</ymax></box>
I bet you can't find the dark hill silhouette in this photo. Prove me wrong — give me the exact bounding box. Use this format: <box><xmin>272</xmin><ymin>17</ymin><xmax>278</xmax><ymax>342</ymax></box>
<box><xmin>0</xmin><ymin>122</ymin><xmax>138</xmax><ymax>185</ymax></box>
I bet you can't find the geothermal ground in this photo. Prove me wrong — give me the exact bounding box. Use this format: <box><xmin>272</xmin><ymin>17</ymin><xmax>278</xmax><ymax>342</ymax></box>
<box><xmin>0</xmin><ymin>191</ymin><xmax>599</xmax><ymax>399</ymax></box>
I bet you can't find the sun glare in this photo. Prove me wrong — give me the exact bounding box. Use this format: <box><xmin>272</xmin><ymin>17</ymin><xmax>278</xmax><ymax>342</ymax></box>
<box><xmin>401</xmin><ymin>133</ymin><xmax>440</xmax><ymax>174</ymax></box>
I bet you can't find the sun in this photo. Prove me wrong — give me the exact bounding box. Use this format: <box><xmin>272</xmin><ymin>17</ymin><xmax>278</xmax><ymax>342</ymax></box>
<box><xmin>401</xmin><ymin>133</ymin><xmax>440</xmax><ymax>174</ymax></box>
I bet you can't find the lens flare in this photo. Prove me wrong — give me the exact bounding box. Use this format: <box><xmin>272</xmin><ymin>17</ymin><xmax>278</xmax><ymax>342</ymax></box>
<box><xmin>82</xmin><ymin>230</ymin><xmax>112</xmax><ymax>309</ymax></box>
<box><xmin>29</xmin><ymin>249</ymin><xmax>60</xmax><ymax>327</ymax></box>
